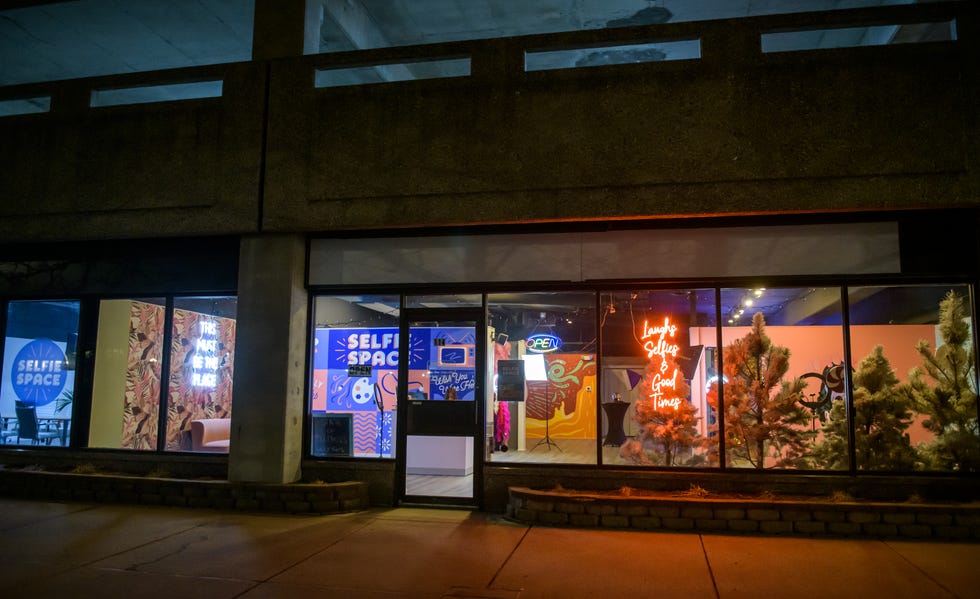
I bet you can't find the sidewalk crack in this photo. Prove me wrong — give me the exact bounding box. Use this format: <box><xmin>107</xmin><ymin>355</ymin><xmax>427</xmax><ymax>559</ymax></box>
<box><xmin>699</xmin><ymin>534</ymin><xmax>721</xmax><ymax>599</ymax></box>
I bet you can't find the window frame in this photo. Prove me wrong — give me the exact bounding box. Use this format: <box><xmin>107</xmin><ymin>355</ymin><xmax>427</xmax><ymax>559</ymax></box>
<box><xmin>307</xmin><ymin>277</ymin><xmax>980</xmax><ymax>477</ymax></box>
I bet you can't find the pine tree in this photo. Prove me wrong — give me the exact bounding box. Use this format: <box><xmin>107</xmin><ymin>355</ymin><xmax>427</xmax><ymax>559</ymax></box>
<box><xmin>904</xmin><ymin>290</ymin><xmax>979</xmax><ymax>472</ymax></box>
<box><xmin>811</xmin><ymin>345</ymin><xmax>918</xmax><ymax>470</ymax></box>
<box><xmin>621</xmin><ymin>351</ymin><xmax>703</xmax><ymax>466</ymax></box>
<box><xmin>621</xmin><ymin>317</ymin><xmax>705</xmax><ymax>466</ymax></box>
<box><xmin>707</xmin><ymin>312</ymin><xmax>814</xmax><ymax>469</ymax></box>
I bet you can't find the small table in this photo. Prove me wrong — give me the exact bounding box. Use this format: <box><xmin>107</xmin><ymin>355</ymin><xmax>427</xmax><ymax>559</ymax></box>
<box><xmin>0</xmin><ymin>416</ymin><xmax>16</xmax><ymax>444</ymax></box>
<box><xmin>39</xmin><ymin>417</ymin><xmax>71</xmax><ymax>446</ymax></box>
<box><xmin>602</xmin><ymin>401</ymin><xmax>630</xmax><ymax>446</ymax></box>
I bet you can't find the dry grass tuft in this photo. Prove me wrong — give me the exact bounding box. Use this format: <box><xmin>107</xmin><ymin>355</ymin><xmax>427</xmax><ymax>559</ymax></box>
<box><xmin>71</xmin><ymin>463</ymin><xmax>100</xmax><ymax>475</ymax></box>
<box><xmin>680</xmin><ymin>484</ymin><xmax>710</xmax><ymax>498</ymax></box>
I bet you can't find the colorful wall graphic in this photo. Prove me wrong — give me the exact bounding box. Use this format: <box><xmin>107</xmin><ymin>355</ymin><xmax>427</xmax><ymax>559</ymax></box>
<box><xmin>312</xmin><ymin>326</ymin><xmax>476</xmax><ymax>457</ymax></box>
<box><xmin>1</xmin><ymin>338</ymin><xmax>76</xmax><ymax>423</ymax></box>
<box><xmin>525</xmin><ymin>353</ymin><xmax>597</xmax><ymax>439</ymax></box>
<box><xmin>8</xmin><ymin>338</ymin><xmax>69</xmax><ymax>407</ymax></box>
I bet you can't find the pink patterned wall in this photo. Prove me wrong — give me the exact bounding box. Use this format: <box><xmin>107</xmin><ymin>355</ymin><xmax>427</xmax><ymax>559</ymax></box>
<box><xmin>166</xmin><ymin>309</ymin><xmax>236</xmax><ymax>450</ymax></box>
<box><xmin>121</xmin><ymin>301</ymin><xmax>165</xmax><ymax>450</ymax></box>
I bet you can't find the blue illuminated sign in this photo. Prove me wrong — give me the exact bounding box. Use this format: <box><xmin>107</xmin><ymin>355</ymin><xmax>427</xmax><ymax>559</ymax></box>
<box><xmin>526</xmin><ymin>333</ymin><xmax>562</xmax><ymax>353</ymax></box>
<box><xmin>11</xmin><ymin>338</ymin><xmax>67</xmax><ymax>407</ymax></box>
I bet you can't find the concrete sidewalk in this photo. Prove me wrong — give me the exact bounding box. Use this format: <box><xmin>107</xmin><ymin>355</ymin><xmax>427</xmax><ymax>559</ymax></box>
<box><xmin>0</xmin><ymin>498</ymin><xmax>977</xmax><ymax>599</ymax></box>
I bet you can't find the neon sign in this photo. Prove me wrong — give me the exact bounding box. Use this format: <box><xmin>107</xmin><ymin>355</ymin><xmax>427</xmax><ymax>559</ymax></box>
<box><xmin>191</xmin><ymin>320</ymin><xmax>219</xmax><ymax>388</ymax></box>
<box><xmin>640</xmin><ymin>318</ymin><xmax>682</xmax><ymax>410</ymax></box>
<box><xmin>526</xmin><ymin>333</ymin><xmax>562</xmax><ymax>353</ymax></box>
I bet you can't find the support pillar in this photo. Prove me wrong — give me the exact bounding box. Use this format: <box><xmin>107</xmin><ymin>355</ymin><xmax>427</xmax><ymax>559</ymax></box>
<box><xmin>229</xmin><ymin>234</ymin><xmax>307</xmax><ymax>483</ymax></box>
<box><xmin>252</xmin><ymin>0</ymin><xmax>322</xmax><ymax>60</ymax></box>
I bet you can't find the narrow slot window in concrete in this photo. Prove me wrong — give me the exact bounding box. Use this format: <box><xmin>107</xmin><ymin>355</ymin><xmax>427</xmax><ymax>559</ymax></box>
<box><xmin>0</xmin><ymin>96</ymin><xmax>51</xmax><ymax>116</ymax></box>
<box><xmin>525</xmin><ymin>39</ymin><xmax>701</xmax><ymax>72</ymax></box>
<box><xmin>762</xmin><ymin>20</ymin><xmax>956</xmax><ymax>53</ymax></box>
<box><xmin>315</xmin><ymin>57</ymin><xmax>471</xmax><ymax>88</ymax></box>
<box><xmin>90</xmin><ymin>80</ymin><xmax>223</xmax><ymax>107</ymax></box>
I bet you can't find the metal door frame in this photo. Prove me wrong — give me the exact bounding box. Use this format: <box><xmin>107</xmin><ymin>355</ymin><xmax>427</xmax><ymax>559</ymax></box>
<box><xmin>394</xmin><ymin>306</ymin><xmax>486</xmax><ymax>508</ymax></box>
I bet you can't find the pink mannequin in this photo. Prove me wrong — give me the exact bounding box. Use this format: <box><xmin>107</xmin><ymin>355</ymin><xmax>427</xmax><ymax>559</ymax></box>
<box><xmin>494</xmin><ymin>397</ymin><xmax>511</xmax><ymax>451</ymax></box>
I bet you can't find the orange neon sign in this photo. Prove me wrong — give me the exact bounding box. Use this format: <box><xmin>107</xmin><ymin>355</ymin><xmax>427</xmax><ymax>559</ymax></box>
<box><xmin>640</xmin><ymin>317</ymin><xmax>682</xmax><ymax>410</ymax></box>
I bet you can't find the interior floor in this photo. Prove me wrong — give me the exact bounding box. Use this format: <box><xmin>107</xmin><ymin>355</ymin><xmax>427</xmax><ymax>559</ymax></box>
<box><xmin>488</xmin><ymin>437</ymin><xmax>713</xmax><ymax>467</ymax></box>
<box><xmin>488</xmin><ymin>437</ymin><xmax>639</xmax><ymax>465</ymax></box>
<box><xmin>405</xmin><ymin>473</ymin><xmax>473</xmax><ymax>499</ymax></box>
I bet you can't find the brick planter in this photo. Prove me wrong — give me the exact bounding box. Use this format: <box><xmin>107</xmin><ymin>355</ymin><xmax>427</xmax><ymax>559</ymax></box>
<box><xmin>508</xmin><ymin>487</ymin><xmax>980</xmax><ymax>540</ymax></box>
<box><xmin>0</xmin><ymin>468</ymin><xmax>368</xmax><ymax>515</ymax></box>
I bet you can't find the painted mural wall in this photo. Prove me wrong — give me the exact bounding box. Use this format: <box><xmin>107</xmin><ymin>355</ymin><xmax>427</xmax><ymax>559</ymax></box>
<box><xmin>312</xmin><ymin>326</ymin><xmax>476</xmax><ymax>457</ymax></box>
<box><xmin>524</xmin><ymin>353</ymin><xmax>597</xmax><ymax>439</ymax></box>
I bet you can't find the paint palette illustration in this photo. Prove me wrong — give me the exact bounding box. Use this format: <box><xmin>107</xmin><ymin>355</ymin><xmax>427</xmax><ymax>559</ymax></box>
<box><xmin>351</xmin><ymin>377</ymin><xmax>375</xmax><ymax>404</ymax></box>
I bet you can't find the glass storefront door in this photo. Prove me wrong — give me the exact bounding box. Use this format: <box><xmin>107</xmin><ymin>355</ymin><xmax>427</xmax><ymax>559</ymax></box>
<box><xmin>397</xmin><ymin>308</ymin><xmax>484</xmax><ymax>506</ymax></box>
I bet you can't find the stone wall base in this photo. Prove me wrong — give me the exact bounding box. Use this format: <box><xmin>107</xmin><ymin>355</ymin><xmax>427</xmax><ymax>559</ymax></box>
<box><xmin>0</xmin><ymin>468</ymin><xmax>368</xmax><ymax>515</ymax></box>
<box><xmin>508</xmin><ymin>487</ymin><xmax>980</xmax><ymax>541</ymax></box>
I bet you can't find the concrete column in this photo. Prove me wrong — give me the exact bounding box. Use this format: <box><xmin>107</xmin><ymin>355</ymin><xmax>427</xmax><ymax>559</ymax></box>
<box><xmin>252</xmin><ymin>0</ymin><xmax>322</xmax><ymax>60</ymax></box>
<box><xmin>229</xmin><ymin>234</ymin><xmax>308</xmax><ymax>483</ymax></box>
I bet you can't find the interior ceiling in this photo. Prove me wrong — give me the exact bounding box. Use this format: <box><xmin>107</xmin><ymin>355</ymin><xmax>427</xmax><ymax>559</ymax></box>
<box><xmin>348</xmin><ymin>285</ymin><xmax>955</xmax><ymax>341</ymax></box>
<box><xmin>0</xmin><ymin>0</ymin><xmax>941</xmax><ymax>86</ymax></box>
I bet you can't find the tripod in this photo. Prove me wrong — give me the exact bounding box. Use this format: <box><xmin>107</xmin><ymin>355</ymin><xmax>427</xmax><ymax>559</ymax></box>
<box><xmin>531</xmin><ymin>379</ymin><xmax>562</xmax><ymax>452</ymax></box>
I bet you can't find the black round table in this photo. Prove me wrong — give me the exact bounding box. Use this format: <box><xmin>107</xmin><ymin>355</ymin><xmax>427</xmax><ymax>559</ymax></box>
<box><xmin>602</xmin><ymin>401</ymin><xmax>630</xmax><ymax>446</ymax></box>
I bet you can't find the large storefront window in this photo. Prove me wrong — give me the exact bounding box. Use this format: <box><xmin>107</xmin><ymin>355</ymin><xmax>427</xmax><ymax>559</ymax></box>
<box><xmin>306</xmin><ymin>282</ymin><xmax>978</xmax><ymax>476</ymax></box>
<box><xmin>88</xmin><ymin>296</ymin><xmax>237</xmax><ymax>453</ymax></box>
<box><xmin>845</xmin><ymin>284</ymin><xmax>977</xmax><ymax>472</ymax></box>
<box><xmin>89</xmin><ymin>298</ymin><xmax>165</xmax><ymax>450</ymax></box>
<box><xmin>488</xmin><ymin>292</ymin><xmax>597</xmax><ymax>465</ymax></box>
<box><xmin>600</xmin><ymin>289</ymin><xmax>717</xmax><ymax>467</ymax></box>
<box><xmin>715</xmin><ymin>287</ymin><xmax>846</xmax><ymax>470</ymax></box>
<box><xmin>165</xmin><ymin>297</ymin><xmax>237</xmax><ymax>452</ymax></box>
<box><xmin>310</xmin><ymin>295</ymin><xmax>400</xmax><ymax>458</ymax></box>
<box><xmin>0</xmin><ymin>300</ymin><xmax>79</xmax><ymax>447</ymax></box>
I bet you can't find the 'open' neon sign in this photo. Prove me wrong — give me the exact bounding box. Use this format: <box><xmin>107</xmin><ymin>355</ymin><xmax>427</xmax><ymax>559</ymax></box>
<box><xmin>526</xmin><ymin>333</ymin><xmax>562</xmax><ymax>353</ymax></box>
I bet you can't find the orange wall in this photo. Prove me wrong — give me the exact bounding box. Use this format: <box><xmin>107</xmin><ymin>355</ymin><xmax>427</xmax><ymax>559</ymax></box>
<box><xmin>698</xmin><ymin>323</ymin><xmax>939</xmax><ymax>445</ymax></box>
<box><xmin>696</xmin><ymin>324</ymin><xmax>936</xmax><ymax>384</ymax></box>
<box><xmin>849</xmin><ymin>325</ymin><xmax>937</xmax><ymax>382</ymax></box>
